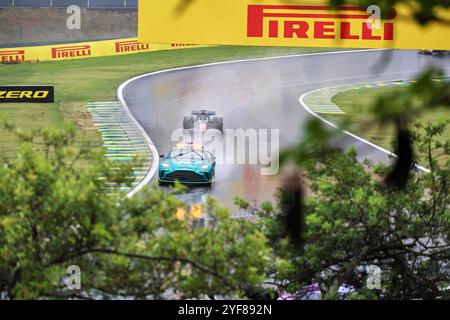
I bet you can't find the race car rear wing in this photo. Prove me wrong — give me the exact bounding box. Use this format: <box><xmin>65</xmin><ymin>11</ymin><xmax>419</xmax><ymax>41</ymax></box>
<box><xmin>191</xmin><ymin>110</ymin><xmax>216</xmax><ymax>116</ymax></box>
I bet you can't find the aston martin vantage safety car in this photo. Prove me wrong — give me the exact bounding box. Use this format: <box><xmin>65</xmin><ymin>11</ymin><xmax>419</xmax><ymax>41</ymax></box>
<box><xmin>158</xmin><ymin>143</ymin><xmax>216</xmax><ymax>185</ymax></box>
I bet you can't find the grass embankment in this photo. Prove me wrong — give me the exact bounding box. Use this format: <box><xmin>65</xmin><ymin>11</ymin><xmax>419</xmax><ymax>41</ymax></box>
<box><xmin>0</xmin><ymin>45</ymin><xmax>341</xmax><ymax>157</ymax></box>
<box><xmin>330</xmin><ymin>86</ymin><xmax>450</xmax><ymax>164</ymax></box>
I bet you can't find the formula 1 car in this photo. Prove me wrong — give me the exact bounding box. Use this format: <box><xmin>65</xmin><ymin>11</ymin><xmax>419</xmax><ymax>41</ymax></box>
<box><xmin>183</xmin><ymin>110</ymin><xmax>223</xmax><ymax>133</ymax></box>
<box><xmin>418</xmin><ymin>50</ymin><xmax>448</xmax><ymax>55</ymax></box>
<box><xmin>158</xmin><ymin>143</ymin><xmax>216</xmax><ymax>185</ymax></box>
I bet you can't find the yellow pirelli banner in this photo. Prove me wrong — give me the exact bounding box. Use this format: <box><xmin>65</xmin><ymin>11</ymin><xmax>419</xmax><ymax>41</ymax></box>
<box><xmin>0</xmin><ymin>38</ymin><xmax>205</xmax><ymax>63</ymax></box>
<box><xmin>138</xmin><ymin>0</ymin><xmax>450</xmax><ymax>50</ymax></box>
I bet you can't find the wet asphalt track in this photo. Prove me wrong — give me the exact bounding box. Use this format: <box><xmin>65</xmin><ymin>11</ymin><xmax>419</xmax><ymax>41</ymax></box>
<box><xmin>122</xmin><ymin>50</ymin><xmax>450</xmax><ymax>210</ymax></box>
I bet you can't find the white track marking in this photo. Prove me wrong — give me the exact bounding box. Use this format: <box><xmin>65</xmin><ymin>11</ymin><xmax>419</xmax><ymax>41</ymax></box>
<box><xmin>299</xmin><ymin>88</ymin><xmax>430</xmax><ymax>173</ymax></box>
<box><xmin>117</xmin><ymin>81</ymin><xmax>159</xmax><ymax>198</ymax></box>
<box><xmin>118</xmin><ymin>49</ymin><xmax>396</xmax><ymax>197</ymax></box>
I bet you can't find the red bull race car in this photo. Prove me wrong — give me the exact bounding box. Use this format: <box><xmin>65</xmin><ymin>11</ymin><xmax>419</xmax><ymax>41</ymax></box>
<box><xmin>183</xmin><ymin>110</ymin><xmax>223</xmax><ymax>133</ymax></box>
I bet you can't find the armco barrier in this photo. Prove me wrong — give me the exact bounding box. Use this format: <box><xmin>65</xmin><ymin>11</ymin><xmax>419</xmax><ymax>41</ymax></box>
<box><xmin>0</xmin><ymin>38</ymin><xmax>206</xmax><ymax>63</ymax></box>
<box><xmin>0</xmin><ymin>0</ymin><xmax>138</xmax><ymax>8</ymax></box>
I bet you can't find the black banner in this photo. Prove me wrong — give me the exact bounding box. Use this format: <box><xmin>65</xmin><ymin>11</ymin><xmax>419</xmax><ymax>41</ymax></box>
<box><xmin>0</xmin><ymin>86</ymin><xmax>54</xmax><ymax>103</ymax></box>
<box><xmin>0</xmin><ymin>300</ymin><xmax>442</xmax><ymax>318</ymax></box>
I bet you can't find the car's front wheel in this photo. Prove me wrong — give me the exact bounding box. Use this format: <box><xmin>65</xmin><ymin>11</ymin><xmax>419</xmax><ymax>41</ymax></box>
<box><xmin>208</xmin><ymin>117</ymin><xmax>223</xmax><ymax>133</ymax></box>
<box><xmin>183</xmin><ymin>116</ymin><xmax>194</xmax><ymax>130</ymax></box>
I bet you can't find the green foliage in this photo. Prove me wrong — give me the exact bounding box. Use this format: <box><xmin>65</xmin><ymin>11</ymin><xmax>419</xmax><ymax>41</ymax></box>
<box><xmin>330</xmin><ymin>1</ymin><xmax>450</xmax><ymax>24</ymax></box>
<box><xmin>251</xmin><ymin>122</ymin><xmax>450</xmax><ymax>299</ymax></box>
<box><xmin>0</xmin><ymin>126</ymin><xmax>269</xmax><ymax>299</ymax></box>
<box><xmin>330</xmin><ymin>84</ymin><xmax>450</xmax><ymax>166</ymax></box>
<box><xmin>373</xmin><ymin>69</ymin><xmax>449</xmax><ymax>124</ymax></box>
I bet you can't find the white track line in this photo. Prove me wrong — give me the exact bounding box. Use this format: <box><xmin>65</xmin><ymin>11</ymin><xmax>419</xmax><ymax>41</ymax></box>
<box><xmin>117</xmin><ymin>48</ymin><xmax>395</xmax><ymax>197</ymax></box>
<box><xmin>117</xmin><ymin>81</ymin><xmax>159</xmax><ymax>198</ymax></box>
<box><xmin>299</xmin><ymin>88</ymin><xmax>430</xmax><ymax>173</ymax></box>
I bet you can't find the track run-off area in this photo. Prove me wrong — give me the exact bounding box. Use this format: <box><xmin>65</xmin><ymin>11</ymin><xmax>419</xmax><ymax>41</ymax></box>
<box><xmin>119</xmin><ymin>49</ymin><xmax>450</xmax><ymax>210</ymax></box>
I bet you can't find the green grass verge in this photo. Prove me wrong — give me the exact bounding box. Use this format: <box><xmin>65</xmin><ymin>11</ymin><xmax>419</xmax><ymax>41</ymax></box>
<box><xmin>0</xmin><ymin>45</ymin><xmax>342</xmax><ymax>157</ymax></box>
<box><xmin>330</xmin><ymin>86</ymin><xmax>450</xmax><ymax>164</ymax></box>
